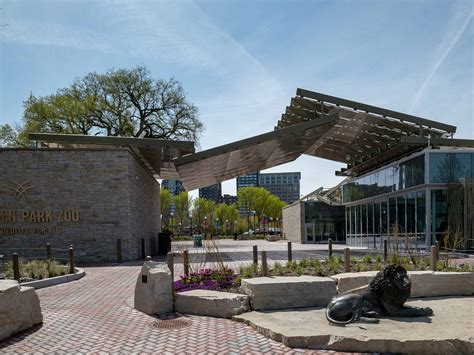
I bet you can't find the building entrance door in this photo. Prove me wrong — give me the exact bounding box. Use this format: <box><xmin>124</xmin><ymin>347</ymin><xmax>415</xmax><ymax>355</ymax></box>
<box><xmin>305</xmin><ymin>223</ymin><xmax>315</xmax><ymax>243</ymax></box>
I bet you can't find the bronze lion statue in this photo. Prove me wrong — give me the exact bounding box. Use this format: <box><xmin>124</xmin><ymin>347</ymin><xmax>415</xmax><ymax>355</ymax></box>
<box><xmin>326</xmin><ymin>264</ymin><xmax>433</xmax><ymax>325</ymax></box>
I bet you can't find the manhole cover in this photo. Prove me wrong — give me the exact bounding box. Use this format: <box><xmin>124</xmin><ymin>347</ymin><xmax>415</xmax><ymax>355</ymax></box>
<box><xmin>150</xmin><ymin>318</ymin><xmax>192</xmax><ymax>330</ymax></box>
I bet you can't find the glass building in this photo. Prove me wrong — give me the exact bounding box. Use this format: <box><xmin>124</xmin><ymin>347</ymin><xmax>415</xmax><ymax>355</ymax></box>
<box><xmin>259</xmin><ymin>172</ymin><xmax>301</xmax><ymax>204</ymax></box>
<box><xmin>199</xmin><ymin>183</ymin><xmax>222</xmax><ymax>202</ymax></box>
<box><xmin>342</xmin><ymin>149</ymin><xmax>474</xmax><ymax>250</ymax></box>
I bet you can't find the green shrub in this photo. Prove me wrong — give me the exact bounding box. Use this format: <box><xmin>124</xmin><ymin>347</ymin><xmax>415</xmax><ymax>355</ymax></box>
<box><xmin>362</xmin><ymin>255</ymin><xmax>372</xmax><ymax>264</ymax></box>
<box><xmin>375</xmin><ymin>255</ymin><xmax>382</xmax><ymax>263</ymax></box>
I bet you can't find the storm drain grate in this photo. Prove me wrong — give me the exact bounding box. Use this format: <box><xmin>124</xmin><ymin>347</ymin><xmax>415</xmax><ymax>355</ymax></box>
<box><xmin>150</xmin><ymin>318</ymin><xmax>192</xmax><ymax>330</ymax></box>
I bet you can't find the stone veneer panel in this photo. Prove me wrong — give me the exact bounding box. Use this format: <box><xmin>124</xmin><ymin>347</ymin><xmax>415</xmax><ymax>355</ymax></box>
<box><xmin>0</xmin><ymin>148</ymin><xmax>160</xmax><ymax>263</ymax></box>
<box><xmin>282</xmin><ymin>201</ymin><xmax>304</xmax><ymax>243</ymax></box>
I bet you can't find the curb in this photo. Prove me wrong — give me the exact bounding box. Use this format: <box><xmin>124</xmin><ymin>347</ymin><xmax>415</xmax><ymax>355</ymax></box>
<box><xmin>22</xmin><ymin>268</ymin><xmax>85</xmax><ymax>289</ymax></box>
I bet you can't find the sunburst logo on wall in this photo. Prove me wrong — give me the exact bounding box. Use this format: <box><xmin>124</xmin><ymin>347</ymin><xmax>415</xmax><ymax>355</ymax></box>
<box><xmin>7</xmin><ymin>181</ymin><xmax>35</xmax><ymax>202</ymax></box>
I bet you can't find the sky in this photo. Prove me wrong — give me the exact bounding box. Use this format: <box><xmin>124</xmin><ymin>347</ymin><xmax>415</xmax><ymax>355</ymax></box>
<box><xmin>1</xmin><ymin>0</ymin><xmax>473</xmax><ymax>199</ymax></box>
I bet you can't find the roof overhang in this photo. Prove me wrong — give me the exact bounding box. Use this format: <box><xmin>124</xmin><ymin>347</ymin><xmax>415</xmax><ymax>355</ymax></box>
<box><xmin>174</xmin><ymin>115</ymin><xmax>338</xmax><ymax>191</ymax></box>
<box><xmin>277</xmin><ymin>88</ymin><xmax>458</xmax><ymax>176</ymax></box>
<box><xmin>28</xmin><ymin>133</ymin><xmax>195</xmax><ymax>179</ymax></box>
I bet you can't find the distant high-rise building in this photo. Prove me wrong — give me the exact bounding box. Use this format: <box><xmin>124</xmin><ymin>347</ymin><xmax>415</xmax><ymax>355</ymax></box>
<box><xmin>236</xmin><ymin>171</ymin><xmax>260</xmax><ymax>191</ymax></box>
<box><xmin>161</xmin><ymin>179</ymin><xmax>185</xmax><ymax>214</ymax></box>
<box><xmin>161</xmin><ymin>179</ymin><xmax>185</xmax><ymax>195</ymax></box>
<box><xmin>218</xmin><ymin>194</ymin><xmax>238</xmax><ymax>205</ymax></box>
<box><xmin>259</xmin><ymin>172</ymin><xmax>301</xmax><ymax>204</ymax></box>
<box><xmin>199</xmin><ymin>183</ymin><xmax>222</xmax><ymax>202</ymax></box>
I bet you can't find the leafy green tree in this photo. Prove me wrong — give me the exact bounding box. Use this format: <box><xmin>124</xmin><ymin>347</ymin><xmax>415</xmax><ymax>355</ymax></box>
<box><xmin>0</xmin><ymin>124</ymin><xmax>20</xmax><ymax>146</ymax></box>
<box><xmin>191</xmin><ymin>197</ymin><xmax>216</xmax><ymax>233</ymax></box>
<box><xmin>237</xmin><ymin>187</ymin><xmax>260</xmax><ymax>229</ymax></box>
<box><xmin>215</xmin><ymin>203</ymin><xmax>240</xmax><ymax>235</ymax></box>
<box><xmin>173</xmin><ymin>191</ymin><xmax>191</xmax><ymax>234</ymax></box>
<box><xmin>160</xmin><ymin>188</ymin><xmax>172</xmax><ymax>229</ymax></box>
<box><xmin>1</xmin><ymin>66</ymin><xmax>204</xmax><ymax>147</ymax></box>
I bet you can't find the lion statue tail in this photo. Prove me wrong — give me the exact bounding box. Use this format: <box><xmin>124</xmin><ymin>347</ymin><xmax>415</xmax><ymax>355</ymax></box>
<box><xmin>325</xmin><ymin>307</ymin><xmax>358</xmax><ymax>326</ymax></box>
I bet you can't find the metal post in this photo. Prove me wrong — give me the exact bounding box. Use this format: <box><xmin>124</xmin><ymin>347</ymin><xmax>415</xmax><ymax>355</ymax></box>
<box><xmin>116</xmin><ymin>239</ymin><xmax>122</xmax><ymax>263</ymax></box>
<box><xmin>167</xmin><ymin>252</ymin><xmax>174</xmax><ymax>282</ymax></box>
<box><xmin>431</xmin><ymin>245</ymin><xmax>437</xmax><ymax>271</ymax></box>
<box><xmin>183</xmin><ymin>250</ymin><xmax>190</xmax><ymax>277</ymax></box>
<box><xmin>253</xmin><ymin>245</ymin><xmax>258</xmax><ymax>265</ymax></box>
<box><xmin>383</xmin><ymin>239</ymin><xmax>388</xmax><ymax>263</ymax></box>
<box><xmin>287</xmin><ymin>241</ymin><xmax>292</xmax><ymax>262</ymax></box>
<box><xmin>69</xmin><ymin>247</ymin><xmax>75</xmax><ymax>274</ymax></box>
<box><xmin>12</xmin><ymin>253</ymin><xmax>20</xmax><ymax>281</ymax></box>
<box><xmin>46</xmin><ymin>243</ymin><xmax>52</xmax><ymax>260</ymax></box>
<box><xmin>435</xmin><ymin>240</ymin><xmax>439</xmax><ymax>260</ymax></box>
<box><xmin>261</xmin><ymin>251</ymin><xmax>268</xmax><ymax>276</ymax></box>
<box><xmin>328</xmin><ymin>238</ymin><xmax>333</xmax><ymax>258</ymax></box>
<box><xmin>344</xmin><ymin>248</ymin><xmax>350</xmax><ymax>272</ymax></box>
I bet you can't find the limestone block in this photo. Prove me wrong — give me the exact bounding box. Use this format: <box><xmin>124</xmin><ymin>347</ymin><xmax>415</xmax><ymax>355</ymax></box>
<box><xmin>241</xmin><ymin>276</ymin><xmax>337</xmax><ymax>310</ymax></box>
<box><xmin>175</xmin><ymin>290</ymin><xmax>249</xmax><ymax>318</ymax></box>
<box><xmin>409</xmin><ymin>271</ymin><xmax>474</xmax><ymax>297</ymax></box>
<box><xmin>331</xmin><ymin>271</ymin><xmax>377</xmax><ymax>294</ymax></box>
<box><xmin>134</xmin><ymin>261</ymin><xmax>173</xmax><ymax>315</ymax></box>
<box><xmin>0</xmin><ymin>280</ymin><xmax>43</xmax><ymax>341</ymax></box>
<box><xmin>332</xmin><ymin>271</ymin><xmax>474</xmax><ymax>297</ymax></box>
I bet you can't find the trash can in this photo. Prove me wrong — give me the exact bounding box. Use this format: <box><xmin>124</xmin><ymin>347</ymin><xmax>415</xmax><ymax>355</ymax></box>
<box><xmin>158</xmin><ymin>231</ymin><xmax>172</xmax><ymax>256</ymax></box>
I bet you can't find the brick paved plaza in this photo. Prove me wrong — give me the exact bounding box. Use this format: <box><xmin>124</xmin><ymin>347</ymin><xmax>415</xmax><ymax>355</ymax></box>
<box><xmin>0</xmin><ymin>255</ymin><xmax>360</xmax><ymax>354</ymax></box>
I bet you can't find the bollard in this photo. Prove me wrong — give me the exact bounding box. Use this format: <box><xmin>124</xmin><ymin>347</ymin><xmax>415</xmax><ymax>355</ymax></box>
<box><xmin>328</xmin><ymin>238</ymin><xmax>333</xmax><ymax>258</ymax></box>
<box><xmin>261</xmin><ymin>251</ymin><xmax>268</xmax><ymax>276</ymax></box>
<box><xmin>183</xmin><ymin>250</ymin><xmax>190</xmax><ymax>277</ymax></box>
<box><xmin>167</xmin><ymin>252</ymin><xmax>174</xmax><ymax>282</ymax></box>
<box><xmin>145</xmin><ymin>256</ymin><xmax>152</xmax><ymax>261</ymax></box>
<box><xmin>383</xmin><ymin>240</ymin><xmax>388</xmax><ymax>263</ymax></box>
<box><xmin>140</xmin><ymin>238</ymin><xmax>146</xmax><ymax>259</ymax></box>
<box><xmin>12</xmin><ymin>253</ymin><xmax>20</xmax><ymax>281</ymax></box>
<box><xmin>431</xmin><ymin>245</ymin><xmax>437</xmax><ymax>271</ymax></box>
<box><xmin>46</xmin><ymin>243</ymin><xmax>52</xmax><ymax>260</ymax></box>
<box><xmin>69</xmin><ymin>247</ymin><xmax>75</xmax><ymax>274</ymax></box>
<box><xmin>435</xmin><ymin>240</ymin><xmax>440</xmax><ymax>260</ymax></box>
<box><xmin>116</xmin><ymin>239</ymin><xmax>122</xmax><ymax>263</ymax></box>
<box><xmin>287</xmin><ymin>241</ymin><xmax>292</xmax><ymax>262</ymax></box>
<box><xmin>253</xmin><ymin>245</ymin><xmax>258</xmax><ymax>266</ymax></box>
<box><xmin>344</xmin><ymin>248</ymin><xmax>351</xmax><ymax>272</ymax></box>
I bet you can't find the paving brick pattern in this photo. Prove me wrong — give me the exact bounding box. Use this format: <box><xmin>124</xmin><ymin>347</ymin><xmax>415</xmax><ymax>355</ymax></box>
<box><xmin>0</xmin><ymin>263</ymin><xmax>360</xmax><ymax>354</ymax></box>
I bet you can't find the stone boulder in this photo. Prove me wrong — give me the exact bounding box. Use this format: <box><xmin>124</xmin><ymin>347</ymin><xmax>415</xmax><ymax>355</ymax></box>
<box><xmin>175</xmin><ymin>290</ymin><xmax>250</xmax><ymax>318</ymax></box>
<box><xmin>0</xmin><ymin>280</ymin><xmax>43</xmax><ymax>341</ymax></box>
<box><xmin>332</xmin><ymin>271</ymin><xmax>474</xmax><ymax>297</ymax></box>
<box><xmin>241</xmin><ymin>276</ymin><xmax>337</xmax><ymax>310</ymax></box>
<box><xmin>134</xmin><ymin>261</ymin><xmax>173</xmax><ymax>315</ymax></box>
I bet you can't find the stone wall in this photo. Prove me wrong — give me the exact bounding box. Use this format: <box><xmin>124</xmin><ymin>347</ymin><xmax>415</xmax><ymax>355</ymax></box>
<box><xmin>282</xmin><ymin>201</ymin><xmax>304</xmax><ymax>243</ymax></box>
<box><xmin>0</xmin><ymin>148</ymin><xmax>160</xmax><ymax>263</ymax></box>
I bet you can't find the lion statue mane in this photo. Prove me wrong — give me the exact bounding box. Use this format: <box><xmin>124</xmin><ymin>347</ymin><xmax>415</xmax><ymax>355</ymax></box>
<box><xmin>325</xmin><ymin>264</ymin><xmax>433</xmax><ymax>325</ymax></box>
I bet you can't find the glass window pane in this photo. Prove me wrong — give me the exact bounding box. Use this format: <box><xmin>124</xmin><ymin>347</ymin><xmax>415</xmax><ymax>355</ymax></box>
<box><xmin>416</xmin><ymin>191</ymin><xmax>426</xmax><ymax>233</ymax></box>
<box><xmin>368</xmin><ymin>203</ymin><xmax>374</xmax><ymax>234</ymax></box>
<box><xmin>430</xmin><ymin>153</ymin><xmax>451</xmax><ymax>183</ymax></box>
<box><xmin>431</xmin><ymin>189</ymin><xmax>448</xmax><ymax>234</ymax></box>
<box><xmin>452</xmin><ymin>153</ymin><xmax>472</xmax><ymax>181</ymax></box>
<box><xmin>398</xmin><ymin>195</ymin><xmax>406</xmax><ymax>233</ymax></box>
<box><xmin>362</xmin><ymin>204</ymin><xmax>367</xmax><ymax>234</ymax></box>
<box><xmin>406</xmin><ymin>193</ymin><xmax>416</xmax><ymax>233</ymax></box>
<box><xmin>413</xmin><ymin>155</ymin><xmax>425</xmax><ymax>186</ymax></box>
<box><xmin>381</xmin><ymin>201</ymin><xmax>388</xmax><ymax>234</ymax></box>
<box><xmin>351</xmin><ymin>206</ymin><xmax>355</xmax><ymax>234</ymax></box>
<box><xmin>389</xmin><ymin>197</ymin><xmax>397</xmax><ymax>233</ymax></box>
<box><xmin>374</xmin><ymin>202</ymin><xmax>380</xmax><ymax>234</ymax></box>
<box><xmin>355</xmin><ymin>205</ymin><xmax>360</xmax><ymax>234</ymax></box>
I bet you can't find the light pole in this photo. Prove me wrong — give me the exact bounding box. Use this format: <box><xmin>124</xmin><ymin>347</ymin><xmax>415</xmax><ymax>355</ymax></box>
<box><xmin>189</xmin><ymin>213</ymin><xmax>193</xmax><ymax>236</ymax></box>
<box><xmin>215</xmin><ymin>217</ymin><xmax>219</xmax><ymax>236</ymax></box>
<box><xmin>204</xmin><ymin>216</ymin><xmax>208</xmax><ymax>238</ymax></box>
<box><xmin>270</xmin><ymin>217</ymin><xmax>273</xmax><ymax>233</ymax></box>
